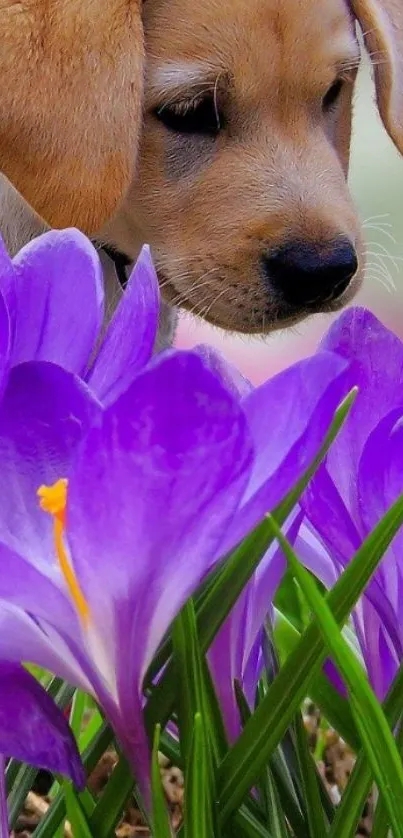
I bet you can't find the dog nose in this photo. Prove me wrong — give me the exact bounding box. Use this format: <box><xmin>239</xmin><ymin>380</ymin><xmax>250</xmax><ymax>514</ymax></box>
<box><xmin>263</xmin><ymin>240</ymin><xmax>358</xmax><ymax>307</ymax></box>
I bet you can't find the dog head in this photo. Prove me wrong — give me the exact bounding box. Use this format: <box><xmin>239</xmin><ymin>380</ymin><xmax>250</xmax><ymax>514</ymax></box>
<box><xmin>102</xmin><ymin>0</ymin><xmax>403</xmax><ymax>333</ymax></box>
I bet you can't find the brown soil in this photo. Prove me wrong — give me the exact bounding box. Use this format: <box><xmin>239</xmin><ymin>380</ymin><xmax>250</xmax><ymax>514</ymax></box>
<box><xmin>12</xmin><ymin>712</ymin><xmax>374</xmax><ymax>836</ymax></box>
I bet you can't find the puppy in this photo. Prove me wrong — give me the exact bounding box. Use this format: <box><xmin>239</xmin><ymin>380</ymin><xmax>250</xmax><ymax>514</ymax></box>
<box><xmin>1</xmin><ymin>0</ymin><xmax>403</xmax><ymax>336</ymax></box>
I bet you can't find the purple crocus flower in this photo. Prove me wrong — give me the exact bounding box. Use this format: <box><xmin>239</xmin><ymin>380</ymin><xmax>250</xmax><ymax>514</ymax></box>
<box><xmin>299</xmin><ymin>307</ymin><xmax>403</xmax><ymax>699</ymax></box>
<box><xmin>0</xmin><ymin>227</ymin><xmax>160</xmax><ymax>795</ymax></box>
<box><xmin>0</xmin><ymin>229</ymin><xmax>159</xmax><ymax>405</ymax></box>
<box><xmin>0</xmin><ymin>337</ymin><xmax>347</xmax><ymax>799</ymax></box>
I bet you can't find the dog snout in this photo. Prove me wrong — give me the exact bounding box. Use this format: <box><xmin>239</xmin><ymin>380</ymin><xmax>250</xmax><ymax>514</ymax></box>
<box><xmin>262</xmin><ymin>239</ymin><xmax>358</xmax><ymax>309</ymax></box>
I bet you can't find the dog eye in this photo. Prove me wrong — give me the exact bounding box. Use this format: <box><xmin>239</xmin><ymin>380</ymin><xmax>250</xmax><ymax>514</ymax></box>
<box><xmin>322</xmin><ymin>79</ymin><xmax>344</xmax><ymax>111</ymax></box>
<box><xmin>154</xmin><ymin>95</ymin><xmax>222</xmax><ymax>136</ymax></box>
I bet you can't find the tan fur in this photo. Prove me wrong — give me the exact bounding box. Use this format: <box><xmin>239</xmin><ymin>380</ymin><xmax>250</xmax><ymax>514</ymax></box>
<box><xmin>1</xmin><ymin>0</ymin><xmax>403</xmax><ymax>333</ymax></box>
<box><xmin>0</xmin><ymin>0</ymin><xmax>144</xmax><ymax>232</ymax></box>
<box><xmin>351</xmin><ymin>0</ymin><xmax>403</xmax><ymax>154</ymax></box>
<box><xmin>103</xmin><ymin>0</ymin><xmax>364</xmax><ymax>332</ymax></box>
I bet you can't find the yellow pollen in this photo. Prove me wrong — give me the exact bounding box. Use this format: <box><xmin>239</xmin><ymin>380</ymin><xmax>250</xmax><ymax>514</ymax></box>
<box><xmin>37</xmin><ymin>479</ymin><xmax>90</xmax><ymax>624</ymax></box>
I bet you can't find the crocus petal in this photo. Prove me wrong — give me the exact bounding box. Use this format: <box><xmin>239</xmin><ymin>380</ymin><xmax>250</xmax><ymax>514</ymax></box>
<box><xmin>0</xmin><ymin>294</ymin><xmax>10</xmax><ymax>400</ymax></box>
<box><xmin>67</xmin><ymin>351</ymin><xmax>253</xmax><ymax>789</ymax></box>
<box><xmin>195</xmin><ymin>345</ymin><xmax>253</xmax><ymax>399</ymax></box>
<box><xmin>208</xmin><ymin>592</ymin><xmax>249</xmax><ymax>742</ymax></box>
<box><xmin>321</xmin><ymin>308</ymin><xmax>403</xmax><ymax>515</ymax></box>
<box><xmin>0</xmin><ymin>542</ymin><xmax>80</xmax><ymax>642</ymax></box>
<box><xmin>209</xmin><ymin>512</ymin><xmax>301</xmax><ymax>742</ymax></box>
<box><xmin>0</xmin><ymin>662</ymin><xmax>84</xmax><ymax>787</ymax></box>
<box><xmin>218</xmin><ymin>351</ymin><xmax>348</xmax><ymax>556</ymax></box>
<box><xmin>294</xmin><ymin>523</ymin><xmax>339</xmax><ymax>590</ymax></box>
<box><xmin>0</xmin><ymin>361</ymin><xmax>100</xmax><ymax>570</ymax></box>
<box><xmin>0</xmin><ymin>605</ymin><xmax>91</xmax><ymax>693</ymax></box>
<box><xmin>302</xmin><ymin>467</ymin><xmax>362</xmax><ymax>561</ymax></box>
<box><xmin>302</xmin><ymin>467</ymin><xmax>403</xmax><ymax>661</ymax></box>
<box><xmin>86</xmin><ymin>246</ymin><xmax>159</xmax><ymax>405</ymax></box>
<box><xmin>0</xmin><ymin>235</ymin><xmax>15</xmax><ymax>314</ymax></box>
<box><xmin>356</xmin><ymin>410</ymin><xmax>403</xmax><ymax>656</ymax></box>
<box><xmin>11</xmin><ymin>230</ymin><xmax>104</xmax><ymax>373</ymax></box>
<box><xmin>358</xmin><ymin>409</ymin><xmax>403</xmax><ymax>549</ymax></box>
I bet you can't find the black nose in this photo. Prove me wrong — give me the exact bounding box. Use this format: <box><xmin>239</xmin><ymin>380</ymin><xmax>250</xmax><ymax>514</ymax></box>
<box><xmin>263</xmin><ymin>240</ymin><xmax>358</xmax><ymax>308</ymax></box>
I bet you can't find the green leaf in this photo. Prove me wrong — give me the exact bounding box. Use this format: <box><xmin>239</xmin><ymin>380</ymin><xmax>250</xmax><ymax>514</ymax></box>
<box><xmin>172</xmin><ymin>599</ymin><xmax>219</xmax><ymax>771</ymax></box>
<box><xmin>229</xmin><ymin>806</ymin><xmax>274</xmax><ymax>838</ymax></box>
<box><xmin>274</xmin><ymin>608</ymin><xmax>359</xmax><ymax>750</ymax></box>
<box><xmin>372</xmin><ymin>697</ymin><xmax>403</xmax><ymax>838</ymax></box>
<box><xmin>152</xmin><ymin>725</ymin><xmax>172</xmax><ymax>838</ymax></box>
<box><xmin>173</xmin><ymin>601</ymin><xmax>218</xmax><ymax>837</ymax></box>
<box><xmin>185</xmin><ymin>713</ymin><xmax>213</xmax><ymax>838</ymax></box>
<box><xmin>264</xmin><ymin>767</ymin><xmax>291</xmax><ymax>838</ymax></box>
<box><xmin>145</xmin><ymin>390</ymin><xmax>356</xmax><ymax>737</ymax></box>
<box><xmin>70</xmin><ymin>690</ymin><xmax>87</xmax><ymax>739</ymax></box>
<box><xmin>217</xmin><ymin>490</ymin><xmax>403</xmax><ymax>824</ymax></box>
<box><xmin>235</xmin><ymin>679</ymin><xmax>308</xmax><ymax>838</ymax></box>
<box><xmin>330</xmin><ymin>664</ymin><xmax>403</xmax><ymax>838</ymax></box>
<box><xmin>8</xmin><ymin>765</ymin><xmax>37</xmax><ymax>829</ymax></box>
<box><xmin>78</xmin><ymin>705</ymin><xmax>104</xmax><ymax>750</ymax></box>
<box><xmin>88</xmin><ymin>754</ymin><xmax>135</xmax><ymax>838</ymax></box>
<box><xmin>33</xmin><ymin>722</ymin><xmax>113</xmax><ymax>838</ymax></box>
<box><xmin>294</xmin><ymin>713</ymin><xmax>329</xmax><ymax>837</ymax></box>
<box><xmin>159</xmin><ymin>729</ymin><xmax>181</xmax><ymax>767</ymax></box>
<box><xmin>274</xmin><ymin>518</ymin><xmax>403</xmax><ymax>838</ymax></box>
<box><xmin>63</xmin><ymin>782</ymin><xmax>93</xmax><ymax>838</ymax></box>
<box><xmin>371</xmin><ymin>800</ymin><xmax>391</xmax><ymax>838</ymax></box>
<box><xmin>268</xmin><ymin>749</ymin><xmax>308</xmax><ymax>838</ymax></box>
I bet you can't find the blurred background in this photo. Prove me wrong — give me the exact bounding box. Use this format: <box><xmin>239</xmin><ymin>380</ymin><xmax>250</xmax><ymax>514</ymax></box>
<box><xmin>176</xmin><ymin>55</ymin><xmax>403</xmax><ymax>384</ymax></box>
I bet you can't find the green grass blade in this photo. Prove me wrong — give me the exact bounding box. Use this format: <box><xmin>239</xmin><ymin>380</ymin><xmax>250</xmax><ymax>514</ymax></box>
<box><xmin>63</xmin><ymin>782</ymin><xmax>93</xmax><ymax>838</ymax></box>
<box><xmin>184</xmin><ymin>713</ymin><xmax>213</xmax><ymax>838</ymax></box>
<box><xmin>172</xmin><ymin>600</ymin><xmax>213</xmax><ymax>769</ymax></box>
<box><xmin>372</xmin><ymin>712</ymin><xmax>403</xmax><ymax>838</ymax></box>
<box><xmin>69</xmin><ymin>690</ymin><xmax>87</xmax><ymax>740</ymax></box>
<box><xmin>371</xmin><ymin>801</ymin><xmax>391</xmax><ymax>838</ymax></box>
<box><xmin>236</xmin><ymin>680</ymin><xmax>308</xmax><ymax>838</ymax></box>
<box><xmin>229</xmin><ymin>806</ymin><xmax>274</xmax><ymax>838</ymax></box>
<box><xmin>330</xmin><ymin>671</ymin><xmax>403</xmax><ymax>838</ymax></box>
<box><xmin>274</xmin><ymin>608</ymin><xmax>359</xmax><ymax>750</ymax></box>
<box><xmin>294</xmin><ymin>713</ymin><xmax>329</xmax><ymax>837</ymax></box>
<box><xmin>274</xmin><ymin>519</ymin><xmax>403</xmax><ymax>838</ymax></box>
<box><xmin>217</xmin><ymin>491</ymin><xmax>403</xmax><ymax>823</ymax></box>
<box><xmin>88</xmin><ymin>755</ymin><xmax>135</xmax><ymax>837</ymax></box>
<box><xmin>8</xmin><ymin>765</ymin><xmax>37</xmax><ymax>829</ymax></box>
<box><xmin>152</xmin><ymin>725</ymin><xmax>172</xmax><ymax>838</ymax></box>
<box><xmin>264</xmin><ymin>767</ymin><xmax>290</xmax><ymax>838</ymax></box>
<box><xmin>33</xmin><ymin>722</ymin><xmax>113</xmax><ymax>838</ymax></box>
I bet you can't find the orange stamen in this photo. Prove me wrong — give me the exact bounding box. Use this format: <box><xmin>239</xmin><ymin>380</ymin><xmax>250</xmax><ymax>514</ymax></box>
<box><xmin>38</xmin><ymin>480</ymin><xmax>90</xmax><ymax>624</ymax></box>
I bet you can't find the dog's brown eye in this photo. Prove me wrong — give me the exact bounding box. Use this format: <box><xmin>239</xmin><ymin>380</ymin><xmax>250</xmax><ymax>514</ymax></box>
<box><xmin>322</xmin><ymin>79</ymin><xmax>344</xmax><ymax>111</ymax></box>
<box><xmin>154</xmin><ymin>95</ymin><xmax>222</xmax><ymax>136</ymax></box>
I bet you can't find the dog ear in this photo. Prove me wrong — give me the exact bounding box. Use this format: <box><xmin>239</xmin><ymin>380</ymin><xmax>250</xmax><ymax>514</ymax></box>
<box><xmin>0</xmin><ymin>0</ymin><xmax>144</xmax><ymax>233</ymax></box>
<box><xmin>350</xmin><ymin>0</ymin><xmax>403</xmax><ymax>154</ymax></box>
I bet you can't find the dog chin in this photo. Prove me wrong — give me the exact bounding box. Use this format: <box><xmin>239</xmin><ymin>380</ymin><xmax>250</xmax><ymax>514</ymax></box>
<box><xmin>156</xmin><ymin>266</ymin><xmax>362</xmax><ymax>336</ymax></box>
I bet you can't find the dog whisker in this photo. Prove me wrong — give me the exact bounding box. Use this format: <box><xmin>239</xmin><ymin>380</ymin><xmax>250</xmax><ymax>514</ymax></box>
<box><xmin>366</xmin><ymin>270</ymin><xmax>393</xmax><ymax>294</ymax></box>
<box><xmin>364</xmin><ymin>260</ymin><xmax>396</xmax><ymax>291</ymax></box>
<box><xmin>363</xmin><ymin>224</ymin><xmax>396</xmax><ymax>244</ymax></box>
<box><xmin>365</xmin><ymin>240</ymin><xmax>402</xmax><ymax>267</ymax></box>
